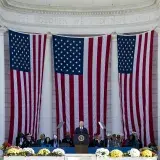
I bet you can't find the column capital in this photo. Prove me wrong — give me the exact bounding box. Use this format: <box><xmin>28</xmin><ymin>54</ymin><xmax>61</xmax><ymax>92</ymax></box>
<box><xmin>0</xmin><ymin>26</ymin><xmax>7</xmax><ymax>35</ymax></box>
<box><xmin>47</xmin><ymin>32</ymin><xmax>52</xmax><ymax>39</ymax></box>
<box><xmin>111</xmin><ymin>32</ymin><xmax>117</xmax><ymax>41</ymax></box>
<box><xmin>155</xmin><ymin>27</ymin><xmax>160</xmax><ymax>36</ymax></box>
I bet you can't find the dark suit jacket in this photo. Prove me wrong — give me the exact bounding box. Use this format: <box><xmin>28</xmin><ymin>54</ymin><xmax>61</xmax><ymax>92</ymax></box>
<box><xmin>36</xmin><ymin>139</ymin><xmax>45</xmax><ymax>147</ymax></box>
<box><xmin>62</xmin><ymin>137</ymin><xmax>73</xmax><ymax>146</ymax></box>
<box><xmin>91</xmin><ymin>139</ymin><xmax>104</xmax><ymax>147</ymax></box>
<box><xmin>50</xmin><ymin>139</ymin><xmax>61</xmax><ymax>147</ymax></box>
<box><xmin>74</xmin><ymin>127</ymin><xmax>88</xmax><ymax>134</ymax></box>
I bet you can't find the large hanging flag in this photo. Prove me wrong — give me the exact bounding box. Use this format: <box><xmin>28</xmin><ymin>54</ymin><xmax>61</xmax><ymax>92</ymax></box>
<box><xmin>52</xmin><ymin>35</ymin><xmax>111</xmax><ymax>139</ymax></box>
<box><xmin>8</xmin><ymin>30</ymin><xmax>47</xmax><ymax>144</ymax></box>
<box><xmin>117</xmin><ymin>31</ymin><xmax>155</xmax><ymax>146</ymax></box>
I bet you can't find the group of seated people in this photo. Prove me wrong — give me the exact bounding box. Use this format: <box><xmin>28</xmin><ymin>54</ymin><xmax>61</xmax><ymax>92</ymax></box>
<box><xmin>16</xmin><ymin>131</ymin><xmax>157</xmax><ymax>150</ymax></box>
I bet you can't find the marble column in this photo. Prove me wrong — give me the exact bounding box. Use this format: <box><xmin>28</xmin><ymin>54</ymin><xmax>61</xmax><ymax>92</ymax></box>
<box><xmin>0</xmin><ymin>27</ymin><xmax>7</xmax><ymax>146</ymax></box>
<box><xmin>39</xmin><ymin>33</ymin><xmax>53</xmax><ymax>138</ymax></box>
<box><xmin>111</xmin><ymin>33</ymin><xmax>123</xmax><ymax>134</ymax></box>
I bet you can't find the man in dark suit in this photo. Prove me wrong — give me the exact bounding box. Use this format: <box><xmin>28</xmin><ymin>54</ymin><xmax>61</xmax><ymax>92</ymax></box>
<box><xmin>74</xmin><ymin>121</ymin><xmax>88</xmax><ymax>134</ymax></box>
<box><xmin>36</xmin><ymin>134</ymin><xmax>45</xmax><ymax>147</ymax></box>
<box><xmin>22</xmin><ymin>133</ymin><xmax>35</xmax><ymax>148</ymax></box>
<box><xmin>50</xmin><ymin>134</ymin><xmax>61</xmax><ymax>147</ymax></box>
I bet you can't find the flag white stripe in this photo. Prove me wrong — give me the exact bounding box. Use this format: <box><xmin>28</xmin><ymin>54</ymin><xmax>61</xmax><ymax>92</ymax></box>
<box><xmin>26</xmin><ymin>73</ymin><xmax>30</xmax><ymax>133</ymax></box>
<box><xmin>74</xmin><ymin>75</ymin><xmax>79</xmax><ymax>128</ymax></box>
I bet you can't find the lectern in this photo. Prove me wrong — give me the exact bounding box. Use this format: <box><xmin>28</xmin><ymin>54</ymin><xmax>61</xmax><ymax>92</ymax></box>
<box><xmin>73</xmin><ymin>134</ymin><xmax>89</xmax><ymax>153</ymax></box>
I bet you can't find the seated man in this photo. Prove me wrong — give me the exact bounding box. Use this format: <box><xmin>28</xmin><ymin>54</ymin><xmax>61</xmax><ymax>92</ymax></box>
<box><xmin>36</xmin><ymin>134</ymin><xmax>45</xmax><ymax>147</ymax></box>
<box><xmin>50</xmin><ymin>134</ymin><xmax>61</xmax><ymax>147</ymax></box>
<box><xmin>16</xmin><ymin>132</ymin><xmax>25</xmax><ymax>147</ymax></box>
<box><xmin>74</xmin><ymin>121</ymin><xmax>88</xmax><ymax>134</ymax></box>
<box><xmin>22</xmin><ymin>133</ymin><xmax>35</xmax><ymax>148</ymax></box>
<box><xmin>104</xmin><ymin>133</ymin><xmax>112</xmax><ymax>147</ymax></box>
<box><xmin>62</xmin><ymin>132</ymin><xmax>73</xmax><ymax>147</ymax></box>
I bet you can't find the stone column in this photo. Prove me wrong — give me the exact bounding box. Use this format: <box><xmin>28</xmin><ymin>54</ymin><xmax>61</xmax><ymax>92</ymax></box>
<box><xmin>39</xmin><ymin>33</ymin><xmax>53</xmax><ymax>138</ymax></box>
<box><xmin>0</xmin><ymin>27</ymin><xmax>7</xmax><ymax>146</ymax></box>
<box><xmin>111</xmin><ymin>33</ymin><xmax>123</xmax><ymax>134</ymax></box>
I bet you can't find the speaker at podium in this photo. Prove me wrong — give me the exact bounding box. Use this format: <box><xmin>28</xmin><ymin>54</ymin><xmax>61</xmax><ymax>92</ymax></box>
<box><xmin>73</xmin><ymin>134</ymin><xmax>89</xmax><ymax>153</ymax></box>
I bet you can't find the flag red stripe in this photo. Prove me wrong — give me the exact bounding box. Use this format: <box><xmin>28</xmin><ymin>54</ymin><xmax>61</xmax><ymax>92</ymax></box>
<box><xmin>61</xmin><ymin>74</ymin><xmax>66</xmax><ymax>136</ymax></box>
<box><xmin>96</xmin><ymin>37</ymin><xmax>102</xmax><ymax>134</ymax></box>
<box><xmin>104</xmin><ymin>35</ymin><xmax>111</xmax><ymax>129</ymax></box>
<box><xmin>149</xmin><ymin>30</ymin><xmax>154</xmax><ymax>143</ymax></box>
<box><xmin>8</xmin><ymin>70</ymin><xmax>15</xmax><ymax>144</ymax></box>
<box><xmin>17</xmin><ymin>71</ymin><xmax>22</xmax><ymax>133</ymax></box>
<box><xmin>79</xmin><ymin>75</ymin><xmax>84</xmax><ymax>121</ymax></box>
<box><xmin>23</xmin><ymin>73</ymin><xmax>28</xmax><ymax>134</ymax></box>
<box><xmin>135</xmin><ymin>35</ymin><xmax>142</xmax><ymax>140</ymax></box>
<box><xmin>129</xmin><ymin>74</ymin><xmax>136</xmax><ymax>132</ymax></box>
<box><xmin>142</xmin><ymin>33</ymin><xmax>148</xmax><ymax>145</ymax></box>
<box><xmin>124</xmin><ymin>74</ymin><xmax>129</xmax><ymax>137</ymax></box>
<box><xmin>88</xmin><ymin>38</ymin><xmax>93</xmax><ymax>136</ymax></box>
<box><xmin>69</xmin><ymin>75</ymin><xmax>74</xmax><ymax>136</ymax></box>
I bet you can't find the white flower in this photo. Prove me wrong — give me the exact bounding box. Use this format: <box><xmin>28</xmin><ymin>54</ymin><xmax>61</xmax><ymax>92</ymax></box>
<box><xmin>23</xmin><ymin>148</ymin><xmax>35</xmax><ymax>154</ymax></box>
<box><xmin>95</xmin><ymin>148</ymin><xmax>109</xmax><ymax>158</ymax></box>
<box><xmin>52</xmin><ymin>148</ymin><xmax>65</xmax><ymax>156</ymax></box>
<box><xmin>128</xmin><ymin>148</ymin><xmax>140</xmax><ymax>157</ymax></box>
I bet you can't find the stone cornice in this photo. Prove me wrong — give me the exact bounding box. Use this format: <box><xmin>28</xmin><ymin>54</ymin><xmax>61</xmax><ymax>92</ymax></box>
<box><xmin>0</xmin><ymin>0</ymin><xmax>159</xmax><ymax>15</ymax></box>
<box><xmin>0</xmin><ymin>0</ymin><xmax>159</xmax><ymax>34</ymax></box>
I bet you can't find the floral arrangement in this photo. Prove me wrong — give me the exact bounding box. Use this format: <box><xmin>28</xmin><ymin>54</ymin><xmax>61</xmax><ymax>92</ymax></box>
<box><xmin>110</xmin><ymin>149</ymin><xmax>123</xmax><ymax>158</ymax></box>
<box><xmin>20</xmin><ymin>148</ymin><xmax>35</xmax><ymax>156</ymax></box>
<box><xmin>50</xmin><ymin>148</ymin><xmax>65</xmax><ymax>156</ymax></box>
<box><xmin>0</xmin><ymin>142</ymin><xmax>11</xmax><ymax>151</ymax></box>
<box><xmin>37</xmin><ymin>148</ymin><xmax>50</xmax><ymax>156</ymax></box>
<box><xmin>128</xmin><ymin>148</ymin><xmax>140</xmax><ymax>157</ymax></box>
<box><xmin>95</xmin><ymin>148</ymin><xmax>109</xmax><ymax>158</ymax></box>
<box><xmin>5</xmin><ymin>146</ymin><xmax>22</xmax><ymax>156</ymax></box>
<box><xmin>96</xmin><ymin>148</ymin><xmax>157</xmax><ymax>158</ymax></box>
<box><xmin>141</xmin><ymin>149</ymin><xmax>153</xmax><ymax>157</ymax></box>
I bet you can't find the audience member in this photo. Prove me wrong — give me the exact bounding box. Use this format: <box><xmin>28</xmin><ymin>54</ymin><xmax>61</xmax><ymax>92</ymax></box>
<box><xmin>16</xmin><ymin>132</ymin><xmax>25</xmax><ymax>147</ymax></box>
<box><xmin>111</xmin><ymin>134</ymin><xmax>120</xmax><ymax>147</ymax></box>
<box><xmin>125</xmin><ymin>134</ymin><xmax>139</xmax><ymax>149</ymax></box>
<box><xmin>44</xmin><ymin>137</ymin><xmax>51</xmax><ymax>147</ymax></box>
<box><xmin>148</xmin><ymin>143</ymin><xmax>158</xmax><ymax>152</ymax></box>
<box><xmin>22</xmin><ymin>133</ymin><xmax>35</xmax><ymax>148</ymax></box>
<box><xmin>104</xmin><ymin>133</ymin><xmax>112</xmax><ymax>147</ymax></box>
<box><xmin>50</xmin><ymin>134</ymin><xmax>61</xmax><ymax>147</ymax></box>
<box><xmin>62</xmin><ymin>132</ymin><xmax>73</xmax><ymax>147</ymax></box>
<box><xmin>36</xmin><ymin>134</ymin><xmax>45</xmax><ymax>147</ymax></box>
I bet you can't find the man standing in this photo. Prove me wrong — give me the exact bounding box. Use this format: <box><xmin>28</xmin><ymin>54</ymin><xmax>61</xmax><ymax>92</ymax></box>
<box><xmin>74</xmin><ymin>121</ymin><xmax>88</xmax><ymax>134</ymax></box>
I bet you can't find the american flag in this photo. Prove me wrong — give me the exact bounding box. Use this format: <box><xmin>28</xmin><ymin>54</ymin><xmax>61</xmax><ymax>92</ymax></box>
<box><xmin>8</xmin><ymin>30</ymin><xmax>47</xmax><ymax>144</ymax></box>
<box><xmin>117</xmin><ymin>31</ymin><xmax>155</xmax><ymax>146</ymax></box>
<box><xmin>52</xmin><ymin>35</ymin><xmax>111</xmax><ymax>139</ymax></box>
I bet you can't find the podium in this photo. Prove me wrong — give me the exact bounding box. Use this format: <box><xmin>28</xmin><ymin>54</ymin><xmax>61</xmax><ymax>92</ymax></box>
<box><xmin>73</xmin><ymin>134</ymin><xmax>89</xmax><ymax>153</ymax></box>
